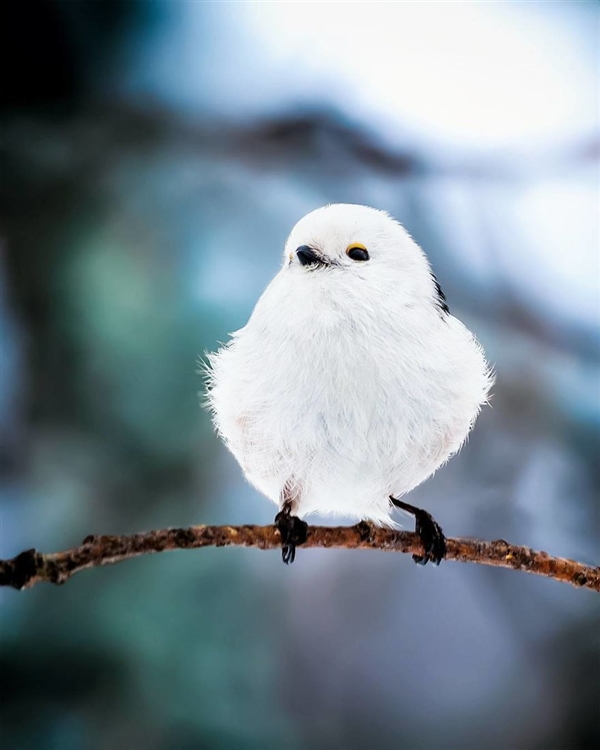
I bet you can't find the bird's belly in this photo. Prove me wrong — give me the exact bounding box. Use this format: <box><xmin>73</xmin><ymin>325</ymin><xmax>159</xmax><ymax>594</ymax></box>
<box><xmin>210</xmin><ymin>296</ymin><xmax>487</xmax><ymax>522</ymax></box>
<box><xmin>222</xmin><ymin>352</ymin><xmax>468</xmax><ymax>521</ymax></box>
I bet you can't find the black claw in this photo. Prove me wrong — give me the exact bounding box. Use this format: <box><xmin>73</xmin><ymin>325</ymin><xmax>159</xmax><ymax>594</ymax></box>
<box><xmin>275</xmin><ymin>510</ymin><xmax>308</xmax><ymax>565</ymax></box>
<box><xmin>390</xmin><ymin>497</ymin><xmax>447</xmax><ymax>566</ymax></box>
<box><xmin>412</xmin><ymin>510</ymin><xmax>446</xmax><ymax>566</ymax></box>
<box><xmin>355</xmin><ymin>520</ymin><xmax>376</xmax><ymax>543</ymax></box>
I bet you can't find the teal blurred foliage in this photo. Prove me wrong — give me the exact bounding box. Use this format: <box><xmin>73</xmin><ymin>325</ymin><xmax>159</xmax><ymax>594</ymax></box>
<box><xmin>1</xmin><ymin>2</ymin><xmax>599</xmax><ymax>749</ymax></box>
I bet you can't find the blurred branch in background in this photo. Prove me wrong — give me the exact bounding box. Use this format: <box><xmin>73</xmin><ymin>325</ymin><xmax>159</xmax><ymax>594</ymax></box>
<box><xmin>2</xmin><ymin>524</ymin><xmax>599</xmax><ymax>592</ymax></box>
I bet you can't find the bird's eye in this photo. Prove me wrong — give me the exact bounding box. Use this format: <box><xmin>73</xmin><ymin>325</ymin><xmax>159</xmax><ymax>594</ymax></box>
<box><xmin>346</xmin><ymin>244</ymin><xmax>369</xmax><ymax>261</ymax></box>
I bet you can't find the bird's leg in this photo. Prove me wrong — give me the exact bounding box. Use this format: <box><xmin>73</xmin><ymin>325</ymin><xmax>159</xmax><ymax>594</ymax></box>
<box><xmin>274</xmin><ymin>485</ymin><xmax>307</xmax><ymax>565</ymax></box>
<box><xmin>390</xmin><ymin>497</ymin><xmax>447</xmax><ymax>566</ymax></box>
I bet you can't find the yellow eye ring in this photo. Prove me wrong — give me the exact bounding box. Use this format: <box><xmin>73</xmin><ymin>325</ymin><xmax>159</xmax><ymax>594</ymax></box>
<box><xmin>346</xmin><ymin>243</ymin><xmax>369</xmax><ymax>261</ymax></box>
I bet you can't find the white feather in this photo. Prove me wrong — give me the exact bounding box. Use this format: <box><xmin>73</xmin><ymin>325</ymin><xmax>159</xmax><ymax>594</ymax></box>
<box><xmin>205</xmin><ymin>204</ymin><xmax>493</xmax><ymax>524</ymax></box>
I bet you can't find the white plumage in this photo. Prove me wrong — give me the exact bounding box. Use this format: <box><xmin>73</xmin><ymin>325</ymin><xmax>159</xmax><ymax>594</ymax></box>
<box><xmin>206</xmin><ymin>204</ymin><xmax>492</xmax><ymax>528</ymax></box>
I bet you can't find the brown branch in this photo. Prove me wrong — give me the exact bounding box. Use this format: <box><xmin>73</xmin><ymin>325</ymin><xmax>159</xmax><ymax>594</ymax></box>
<box><xmin>1</xmin><ymin>524</ymin><xmax>598</xmax><ymax>592</ymax></box>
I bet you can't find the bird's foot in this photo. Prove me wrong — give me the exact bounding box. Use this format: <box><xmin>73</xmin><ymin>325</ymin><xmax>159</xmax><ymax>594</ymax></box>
<box><xmin>390</xmin><ymin>497</ymin><xmax>447</xmax><ymax>566</ymax></box>
<box><xmin>412</xmin><ymin>510</ymin><xmax>446</xmax><ymax>566</ymax></box>
<box><xmin>274</xmin><ymin>510</ymin><xmax>308</xmax><ymax>565</ymax></box>
<box><xmin>355</xmin><ymin>520</ymin><xmax>376</xmax><ymax>543</ymax></box>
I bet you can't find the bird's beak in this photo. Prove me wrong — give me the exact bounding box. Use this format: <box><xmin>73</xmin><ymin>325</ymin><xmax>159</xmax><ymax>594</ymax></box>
<box><xmin>296</xmin><ymin>246</ymin><xmax>328</xmax><ymax>268</ymax></box>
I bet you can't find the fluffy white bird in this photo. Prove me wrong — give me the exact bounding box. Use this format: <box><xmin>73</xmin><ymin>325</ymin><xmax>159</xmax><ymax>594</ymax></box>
<box><xmin>206</xmin><ymin>204</ymin><xmax>492</xmax><ymax>564</ymax></box>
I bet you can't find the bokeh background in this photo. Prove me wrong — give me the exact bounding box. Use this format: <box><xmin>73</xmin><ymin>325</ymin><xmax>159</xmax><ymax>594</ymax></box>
<box><xmin>1</xmin><ymin>2</ymin><xmax>599</xmax><ymax>749</ymax></box>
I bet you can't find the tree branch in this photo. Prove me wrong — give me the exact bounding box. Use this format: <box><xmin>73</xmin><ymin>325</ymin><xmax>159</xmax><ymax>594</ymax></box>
<box><xmin>1</xmin><ymin>524</ymin><xmax>598</xmax><ymax>592</ymax></box>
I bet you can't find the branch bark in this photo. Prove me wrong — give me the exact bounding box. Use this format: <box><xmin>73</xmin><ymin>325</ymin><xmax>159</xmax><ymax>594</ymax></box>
<box><xmin>1</xmin><ymin>524</ymin><xmax>598</xmax><ymax>592</ymax></box>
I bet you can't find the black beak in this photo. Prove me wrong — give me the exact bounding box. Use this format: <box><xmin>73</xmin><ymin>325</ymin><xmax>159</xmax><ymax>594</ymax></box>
<box><xmin>296</xmin><ymin>246</ymin><xmax>326</xmax><ymax>267</ymax></box>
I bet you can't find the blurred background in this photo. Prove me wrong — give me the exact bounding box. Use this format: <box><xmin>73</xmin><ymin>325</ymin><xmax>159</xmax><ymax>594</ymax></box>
<box><xmin>1</xmin><ymin>1</ymin><xmax>599</xmax><ymax>749</ymax></box>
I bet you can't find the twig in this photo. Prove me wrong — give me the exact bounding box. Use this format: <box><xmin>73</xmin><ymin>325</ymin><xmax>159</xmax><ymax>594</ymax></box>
<box><xmin>1</xmin><ymin>524</ymin><xmax>598</xmax><ymax>592</ymax></box>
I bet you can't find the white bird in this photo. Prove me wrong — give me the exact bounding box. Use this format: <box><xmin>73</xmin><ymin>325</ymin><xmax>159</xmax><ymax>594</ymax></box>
<box><xmin>206</xmin><ymin>204</ymin><xmax>493</xmax><ymax>564</ymax></box>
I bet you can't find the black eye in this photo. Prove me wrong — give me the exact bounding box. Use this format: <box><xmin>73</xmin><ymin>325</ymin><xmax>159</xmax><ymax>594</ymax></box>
<box><xmin>346</xmin><ymin>245</ymin><xmax>369</xmax><ymax>261</ymax></box>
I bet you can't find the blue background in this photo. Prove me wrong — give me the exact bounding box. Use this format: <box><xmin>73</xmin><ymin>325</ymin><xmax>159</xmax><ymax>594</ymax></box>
<box><xmin>1</xmin><ymin>2</ymin><xmax>599</xmax><ymax>749</ymax></box>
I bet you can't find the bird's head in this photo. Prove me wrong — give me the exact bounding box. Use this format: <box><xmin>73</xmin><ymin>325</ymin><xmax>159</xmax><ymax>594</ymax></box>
<box><xmin>283</xmin><ymin>204</ymin><xmax>436</xmax><ymax>308</ymax></box>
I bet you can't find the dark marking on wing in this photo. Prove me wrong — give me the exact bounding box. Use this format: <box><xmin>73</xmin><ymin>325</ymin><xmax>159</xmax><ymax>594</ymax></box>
<box><xmin>431</xmin><ymin>273</ymin><xmax>450</xmax><ymax>316</ymax></box>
